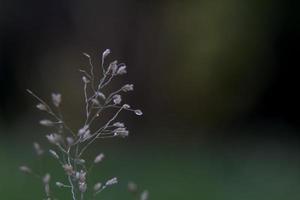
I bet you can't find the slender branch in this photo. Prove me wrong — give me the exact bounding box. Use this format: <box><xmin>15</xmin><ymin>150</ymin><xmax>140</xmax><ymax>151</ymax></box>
<box><xmin>27</xmin><ymin>89</ymin><xmax>76</xmax><ymax>136</ymax></box>
<box><xmin>67</xmin><ymin>151</ymin><xmax>77</xmax><ymax>200</ymax></box>
<box><xmin>79</xmin><ymin>106</ymin><xmax>124</xmax><ymax>157</ymax></box>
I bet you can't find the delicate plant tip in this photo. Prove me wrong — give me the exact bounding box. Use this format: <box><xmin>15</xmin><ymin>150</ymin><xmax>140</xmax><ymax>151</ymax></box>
<box><xmin>134</xmin><ymin>109</ymin><xmax>143</xmax><ymax>116</ymax></box>
<box><xmin>102</xmin><ymin>49</ymin><xmax>111</xmax><ymax>60</ymax></box>
<box><xmin>91</xmin><ymin>98</ymin><xmax>100</xmax><ymax>105</ymax></box>
<box><xmin>123</xmin><ymin>104</ymin><xmax>130</xmax><ymax>109</ymax></box>
<box><xmin>49</xmin><ymin>149</ymin><xmax>59</xmax><ymax>159</ymax></box>
<box><xmin>93</xmin><ymin>182</ymin><xmax>102</xmax><ymax>191</ymax></box>
<box><xmin>107</xmin><ymin>60</ymin><xmax>118</xmax><ymax>74</ymax></box>
<box><xmin>140</xmin><ymin>190</ymin><xmax>149</xmax><ymax>200</ymax></box>
<box><xmin>66</xmin><ymin>137</ymin><xmax>74</xmax><ymax>146</ymax></box>
<box><xmin>113</xmin><ymin>94</ymin><xmax>122</xmax><ymax>104</ymax></box>
<box><xmin>36</xmin><ymin>103</ymin><xmax>47</xmax><ymax>111</ymax></box>
<box><xmin>94</xmin><ymin>153</ymin><xmax>105</xmax><ymax>164</ymax></box>
<box><xmin>40</xmin><ymin>119</ymin><xmax>54</xmax><ymax>127</ymax></box>
<box><xmin>43</xmin><ymin>173</ymin><xmax>51</xmax><ymax>184</ymax></box>
<box><xmin>56</xmin><ymin>182</ymin><xmax>64</xmax><ymax>188</ymax></box>
<box><xmin>19</xmin><ymin>165</ymin><xmax>31</xmax><ymax>174</ymax></box>
<box><xmin>82</xmin><ymin>52</ymin><xmax>91</xmax><ymax>58</ymax></box>
<box><xmin>78</xmin><ymin>125</ymin><xmax>89</xmax><ymax>137</ymax></box>
<box><xmin>114</xmin><ymin>127</ymin><xmax>129</xmax><ymax>138</ymax></box>
<box><xmin>79</xmin><ymin>182</ymin><xmax>87</xmax><ymax>193</ymax></box>
<box><xmin>76</xmin><ymin>170</ymin><xmax>87</xmax><ymax>183</ymax></box>
<box><xmin>116</xmin><ymin>65</ymin><xmax>127</xmax><ymax>75</ymax></box>
<box><xmin>62</xmin><ymin>164</ymin><xmax>74</xmax><ymax>176</ymax></box>
<box><xmin>113</xmin><ymin>122</ymin><xmax>124</xmax><ymax>128</ymax></box>
<box><xmin>46</xmin><ymin>133</ymin><xmax>62</xmax><ymax>145</ymax></box>
<box><xmin>82</xmin><ymin>76</ymin><xmax>90</xmax><ymax>84</ymax></box>
<box><xmin>75</xmin><ymin>159</ymin><xmax>86</xmax><ymax>165</ymax></box>
<box><xmin>105</xmin><ymin>177</ymin><xmax>118</xmax><ymax>186</ymax></box>
<box><xmin>82</xmin><ymin>129</ymin><xmax>91</xmax><ymax>140</ymax></box>
<box><xmin>33</xmin><ymin>142</ymin><xmax>44</xmax><ymax>156</ymax></box>
<box><xmin>122</xmin><ymin>84</ymin><xmax>134</xmax><ymax>92</ymax></box>
<box><xmin>128</xmin><ymin>181</ymin><xmax>137</xmax><ymax>193</ymax></box>
<box><xmin>51</xmin><ymin>93</ymin><xmax>62</xmax><ymax>107</ymax></box>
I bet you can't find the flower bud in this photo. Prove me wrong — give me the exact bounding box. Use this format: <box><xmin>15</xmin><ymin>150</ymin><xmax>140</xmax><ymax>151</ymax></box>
<box><xmin>19</xmin><ymin>166</ymin><xmax>31</xmax><ymax>174</ymax></box>
<box><xmin>94</xmin><ymin>182</ymin><xmax>102</xmax><ymax>191</ymax></box>
<box><xmin>134</xmin><ymin>110</ymin><xmax>143</xmax><ymax>116</ymax></box>
<box><xmin>102</xmin><ymin>49</ymin><xmax>111</xmax><ymax>60</ymax></box>
<box><xmin>33</xmin><ymin>142</ymin><xmax>44</xmax><ymax>156</ymax></box>
<box><xmin>116</xmin><ymin>65</ymin><xmax>127</xmax><ymax>75</ymax></box>
<box><xmin>79</xmin><ymin>182</ymin><xmax>87</xmax><ymax>193</ymax></box>
<box><xmin>43</xmin><ymin>173</ymin><xmax>51</xmax><ymax>184</ymax></box>
<box><xmin>36</xmin><ymin>103</ymin><xmax>47</xmax><ymax>111</ymax></box>
<box><xmin>56</xmin><ymin>182</ymin><xmax>64</xmax><ymax>188</ymax></box>
<box><xmin>122</xmin><ymin>84</ymin><xmax>134</xmax><ymax>92</ymax></box>
<box><xmin>105</xmin><ymin>177</ymin><xmax>118</xmax><ymax>186</ymax></box>
<box><xmin>140</xmin><ymin>190</ymin><xmax>149</xmax><ymax>200</ymax></box>
<box><xmin>40</xmin><ymin>119</ymin><xmax>54</xmax><ymax>127</ymax></box>
<box><xmin>94</xmin><ymin>153</ymin><xmax>105</xmax><ymax>164</ymax></box>
<box><xmin>113</xmin><ymin>95</ymin><xmax>122</xmax><ymax>104</ymax></box>
<box><xmin>52</xmin><ymin>93</ymin><xmax>62</xmax><ymax>107</ymax></box>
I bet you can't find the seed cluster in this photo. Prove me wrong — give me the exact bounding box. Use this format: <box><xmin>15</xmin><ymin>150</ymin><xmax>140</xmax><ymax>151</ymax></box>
<box><xmin>20</xmin><ymin>49</ymin><xmax>147</xmax><ymax>200</ymax></box>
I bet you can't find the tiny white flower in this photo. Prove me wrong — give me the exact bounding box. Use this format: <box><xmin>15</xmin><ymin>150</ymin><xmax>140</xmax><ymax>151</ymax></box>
<box><xmin>36</xmin><ymin>103</ymin><xmax>47</xmax><ymax>111</ymax></box>
<box><xmin>122</xmin><ymin>84</ymin><xmax>134</xmax><ymax>92</ymax></box>
<box><xmin>134</xmin><ymin>109</ymin><xmax>143</xmax><ymax>116</ymax></box>
<box><xmin>40</xmin><ymin>119</ymin><xmax>54</xmax><ymax>127</ymax></box>
<box><xmin>79</xmin><ymin>182</ymin><xmax>87</xmax><ymax>193</ymax></box>
<box><xmin>105</xmin><ymin>177</ymin><xmax>118</xmax><ymax>186</ymax></box>
<box><xmin>33</xmin><ymin>142</ymin><xmax>44</xmax><ymax>156</ymax></box>
<box><xmin>94</xmin><ymin>153</ymin><xmax>105</xmax><ymax>164</ymax></box>
<box><xmin>62</xmin><ymin>164</ymin><xmax>74</xmax><ymax>176</ymax></box>
<box><xmin>140</xmin><ymin>190</ymin><xmax>149</xmax><ymax>200</ymax></box>
<box><xmin>102</xmin><ymin>49</ymin><xmax>111</xmax><ymax>60</ymax></box>
<box><xmin>78</xmin><ymin>125</ymin><xmax>89</xmax><ymax>137</ymax></box>
<box><xmin>56</xmin><ymin>182</ymin><xmax>64</xmax><ymax>188</ymax></box>
<box><xmin>66</xmin><ymin>137</ymin><xmax>74</xmax><ymax>146</ymax></box>
<box><xmin>116</xmin><ymin>65</ymin><xmax>127</xmax><ymax>75</ymax></box>
<box><xmin>113</xmin><ymin>122</ymin><xmax>124</xmax><ymax>128</ymax></box>
<box><xmin>123</xmin><ymin>104</ymin><xmax>130</xmax><ymax>109</ymax></box>
<box><xmin>113</xmin><ymin>95</ymin><xmax>122</xmax><ymax>104</ymax></box>
<box><xmin>94</xmin><ymin>182</ymin><xmax>102</xmax><ymax>191</ymax></box>
<box><xmin>43</xmin><ymin>173</ymin><xmax>51</xmax><ymax>184</ymax></box>
<box><xmin>82</xmin><ymin>76</ymin><xmax>90</xmax><ymax>84</ymax></box>
<box><xmin>52</xmin><ymin>93</ymin><xmax>62</xmax><ymax>107</ymax></box>
<box><xmin>19</xmin><ymin>166</ymin><xmax>31</xmax><ymax>174</ymax></box>
<box><xmin>107</xmin><ymin>60</ymin><xmax>118</xmax><ymax>74</ymax></box>
<box><xmin>46</xmin><ymin>133</ymin><xmax>62</xmax><ymax>145</ymax></box>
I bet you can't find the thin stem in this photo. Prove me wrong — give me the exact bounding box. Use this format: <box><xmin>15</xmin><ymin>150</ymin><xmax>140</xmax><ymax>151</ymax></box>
<box><xmin>67</xmin><ymin>152</ymin><xmax>77</xmax><ymax>200</ymax></box>
<box><xmin>83</xmin><ymin>82</ymin><xmax>89</xmax><ymax>120</ymax></box>
<box><xmin>79</xmin><ymin>106</ymin><xmax>124</xmax><ymax>157</ymax></box>
<box><xmin>100</xmin><ymin>74</ymin><xmax>114</xmax><ymax>89</ymax></box>
<box><xmin>88</xmin><ymin>57</ymin><xmax>96</xmax><ymax>92</ymax></box>
<box><xmin>27</xmin><ymin>89</ymin><xmax>76</xmax><ymax>136</ymax></box>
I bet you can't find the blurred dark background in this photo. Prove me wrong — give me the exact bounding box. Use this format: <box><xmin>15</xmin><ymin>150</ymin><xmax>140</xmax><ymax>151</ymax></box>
<box><xmin>1</xmin><ymin>0</ymin><xmax>300</xmax><ymax>199</ymax></box>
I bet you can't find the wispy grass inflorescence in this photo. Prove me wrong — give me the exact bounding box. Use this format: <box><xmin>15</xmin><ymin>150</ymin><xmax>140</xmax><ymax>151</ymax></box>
<box><xmin>20</xmin><ymin>49</ymin><xmax>145</xmax><ymax>200</ymax></box>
